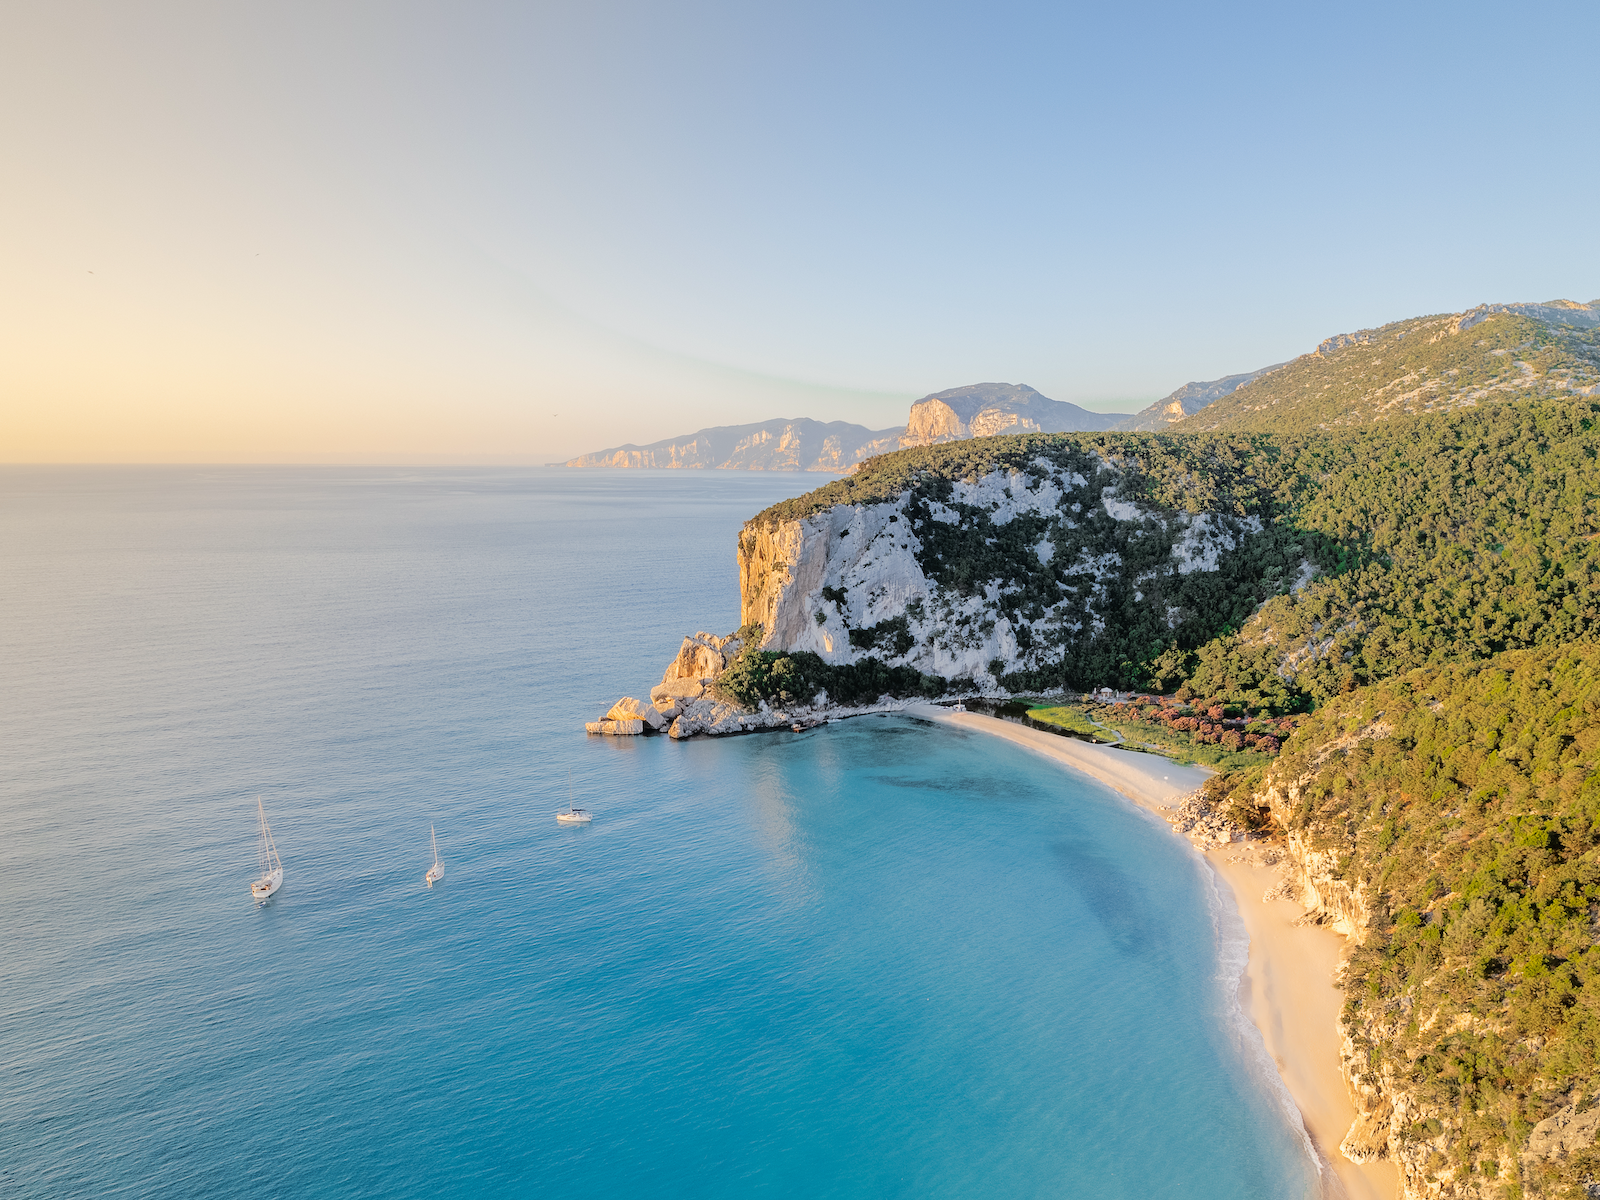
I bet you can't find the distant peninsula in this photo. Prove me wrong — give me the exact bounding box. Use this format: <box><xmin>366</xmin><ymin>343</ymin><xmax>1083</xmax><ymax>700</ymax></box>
<box><xmin>566</xmin><ymin>381</ymin><xmax>1202</xmax><ymax>472</ymax></box>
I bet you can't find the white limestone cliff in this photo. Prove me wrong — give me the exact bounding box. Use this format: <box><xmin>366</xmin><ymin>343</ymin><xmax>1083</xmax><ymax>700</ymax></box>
<box><xmin>738</xmin><ymin>461</ymin><xmax>1276</xmax><ymax>689</ymax></box>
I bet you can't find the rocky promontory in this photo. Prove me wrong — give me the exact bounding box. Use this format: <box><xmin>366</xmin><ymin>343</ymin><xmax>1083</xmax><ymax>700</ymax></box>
<box><xmin>589</xmin><ymin>630</ymin><xmax>825</xmax><ymax>739</ymax></box>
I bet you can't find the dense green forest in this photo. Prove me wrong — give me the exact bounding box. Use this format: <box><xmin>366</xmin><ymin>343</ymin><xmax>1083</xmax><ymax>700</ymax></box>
<box><xmin>1250</xmin><ymin>645</ymin><xmax>1600</xmax><ymax>1197</ymax></box>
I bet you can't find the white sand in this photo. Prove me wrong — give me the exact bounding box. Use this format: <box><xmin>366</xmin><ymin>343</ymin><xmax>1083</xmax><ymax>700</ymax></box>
<box><xmin>907</xmin><ymin>705</ymin><xmax>1397</xmax><ymax>1199</ymax></box>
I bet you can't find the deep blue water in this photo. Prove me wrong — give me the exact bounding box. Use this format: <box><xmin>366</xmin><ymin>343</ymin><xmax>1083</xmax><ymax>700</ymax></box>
<box><xmin>0</xmin><ymin>467</ymin><xmax>1316</xmax><ymax>1198</ymax></box>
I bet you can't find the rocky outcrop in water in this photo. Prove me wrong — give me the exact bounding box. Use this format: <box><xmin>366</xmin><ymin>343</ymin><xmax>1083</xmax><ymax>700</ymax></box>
<box><xmin>586</xmin><ymin>631</ymin><xmax>809</xmax><ymax>739</ymax></box>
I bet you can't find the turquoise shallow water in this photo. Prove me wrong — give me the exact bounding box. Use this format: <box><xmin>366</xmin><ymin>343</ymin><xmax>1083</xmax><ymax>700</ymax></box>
<box><xmin>1</xmin><ymin>467</ymin><xmax>1316</xmax><ymax>1198</ymax></box>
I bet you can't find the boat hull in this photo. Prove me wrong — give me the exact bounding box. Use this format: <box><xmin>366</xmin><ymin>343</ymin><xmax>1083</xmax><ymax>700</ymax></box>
<box><xmin>251</xmin><ymin>867</ymin><xmax>282</xmax><ymax>900</ymax></box>
<box><xmin>556</xmin><ymin>812</ymin><xmax>591</xmax><ymax>824</ymax></box>
<box><xmin>425</xmin><ymin>866</ymin><xmax>443</xmax><ymax>886</ymax></box>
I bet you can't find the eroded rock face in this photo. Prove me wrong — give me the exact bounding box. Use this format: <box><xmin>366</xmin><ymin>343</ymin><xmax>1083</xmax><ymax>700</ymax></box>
<box><xmin>664</xmin><ymin>633</ymin><xmax>731</xmax><ymax>682</ymax></box>
<box><xmin>588</xmin><ymin>630</ymin><xmax>753</xmax><ymax>737</ymax></box>
<box><xmin>898</xmin><ymin>383</ymin><xmax>1120</xmax><ymax>448</ymax></box>
<box><xmin>1526</xmin><ymin>1102</ymin><xmax>1600</xmax><ymax>1161</ymax></box>
<box><xmin>606</xmin><ymin>697</ymin><xmax>666</xmax><ymax>730</ymax></box>
<box><xmin>736</xmin><ymin>461</ymin><xmax>1284</xmax><ymax>688</ymax></box>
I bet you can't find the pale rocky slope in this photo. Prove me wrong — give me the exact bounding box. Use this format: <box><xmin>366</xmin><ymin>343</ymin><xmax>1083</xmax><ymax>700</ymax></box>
<box><xmin>738</xmin><ymin>450</ymin><xmax>1285</xmax><ymax>688</ymax></box>
<box><xmin>1179</xmin><ymin>300</ymin><xmax>1600</xmax><ymax>433</ymax></box>
<box><xmin>1112</xmin><ymin>363</ymin><xmax>1288</xmax><ymax>430</ymax></box>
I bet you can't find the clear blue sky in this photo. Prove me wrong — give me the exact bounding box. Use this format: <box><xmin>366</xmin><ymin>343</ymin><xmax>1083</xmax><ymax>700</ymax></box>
<box><xmin>5</xmin><ymin>0</ymin><xmax>1597</xmax><ymax>461</ymax></box>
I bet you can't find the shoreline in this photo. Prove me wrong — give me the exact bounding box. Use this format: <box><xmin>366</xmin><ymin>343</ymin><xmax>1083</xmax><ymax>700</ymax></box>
<box><xmin>906</xmin><ymin>705</ymin><xmax>1397</xmax><ymax>1200</ymax></box>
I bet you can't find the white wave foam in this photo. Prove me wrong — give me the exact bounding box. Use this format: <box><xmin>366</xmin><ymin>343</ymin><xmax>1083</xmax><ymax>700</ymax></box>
<box><xmin>1199</xmin><ymin>854</ymin><xmax>1344</xmax><ymax>1199</ymax></box>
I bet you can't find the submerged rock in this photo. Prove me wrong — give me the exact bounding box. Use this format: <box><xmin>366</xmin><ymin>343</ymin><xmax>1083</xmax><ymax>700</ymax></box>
<box><xmin>584</xmin><ymin>717</ymin><xmax>644</xmax><ymax>736</ymax></box>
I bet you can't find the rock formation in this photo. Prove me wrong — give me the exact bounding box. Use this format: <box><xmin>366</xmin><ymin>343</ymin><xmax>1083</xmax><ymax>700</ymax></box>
<box><xmin>565</xmin><ymin>384</ymin><xmax>1126</xmax><ymax>472</ymax></box>
<box><xmin>737</xmin><ymin>454</ymin><xmax>1277</xmax><ymax>688</ymax></box>
<box><xmin>586</xmin><ymin>631</ymin><xmax>806</xmax><ymax>739</ymax></box>
<box><xmin>898</xmin><ymin>382</ymin><xmax>1121</xmax><ymax>446</ymax></box>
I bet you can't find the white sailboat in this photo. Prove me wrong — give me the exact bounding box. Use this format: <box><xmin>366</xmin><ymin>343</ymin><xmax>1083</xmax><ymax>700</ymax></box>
<box><xmin>425</xmin><ymin>824</ymin><xmax>444</xmax><ymax>887</ymax></box>
<box><xmin>556</xmin><ymin>770</ymin><xmax>592</xmax><ymax>824</ymax></box>
<box><xmin>251</xmin><ymin>797</ymin><xmax>283</xmax><ymax>901</ymax></box>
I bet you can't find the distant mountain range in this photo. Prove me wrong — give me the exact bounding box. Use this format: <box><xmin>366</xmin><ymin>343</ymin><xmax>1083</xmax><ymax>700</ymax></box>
<box><xmin>566</xmin><ymin>381</ymin><xmax>1211</xmax><ymax>472</ymax></box>
<box><xmin>1113</xmin><ymin>364</ymin><xmax>1287</xmax><ymax>431</ymax></box>
<box><xmin>563</xmin><ymin>299</ymin><xmax>1600</xmax><ymax>470</ymax></box>
<box><xmin>562</xmin><ymin>418</ymin><xmax>903</xmax><ymax>472</ymax></box>
<box><xmin>1174</xmin><ymin>299</ymin><xmax>1600</xmax><ymax>432</ymax></box>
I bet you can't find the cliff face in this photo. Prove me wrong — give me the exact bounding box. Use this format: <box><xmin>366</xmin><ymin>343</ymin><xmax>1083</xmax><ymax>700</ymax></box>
<box><xmin>899</xmin><ymin>382</ymin><xmax>1122</xmax><ymax>446</ymax></box>
<box><xmin>1264</xmin><ymin>761</ymin><xmax>1479</xmax><ymax>1200</ymax></box>
<box><xmin>737</xmin><ymin>448</ymin><xmax>1284</xmax><ymax>687</ymax></box>
<box><xmin>1244</xmin><ymin>645</ymin><xmax>1600</xmax><ymax>1200</ymax></box>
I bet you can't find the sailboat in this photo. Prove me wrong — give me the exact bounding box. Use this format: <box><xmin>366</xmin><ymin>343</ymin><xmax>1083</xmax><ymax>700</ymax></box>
<box><xmin>425</xmin><ymin>824</ymin><xmax>444</xmax><ymax>887</ymax></box>
<box><xmin>556</xmin><ymin>770</ymin><xmax>592</xmax><ymax>824</ymax></box>
<box><xmin>251</xmin><ymin>797</ymin><xmax>283</xmax><ymax>901</ymax></box>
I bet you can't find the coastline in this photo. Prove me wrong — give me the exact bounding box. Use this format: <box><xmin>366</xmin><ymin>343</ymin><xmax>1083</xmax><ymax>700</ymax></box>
<box><xmin>907</xmin><ymin>705</ymin><xmax>1397</xmax><ymax>1200</ymax></box>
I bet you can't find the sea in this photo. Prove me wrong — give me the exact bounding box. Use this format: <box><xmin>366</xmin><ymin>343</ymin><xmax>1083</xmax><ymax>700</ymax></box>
<box><xmin>0</xmin><ymin>466</ymin><xmax>1319</xmax><ymax>1198</ymax></box>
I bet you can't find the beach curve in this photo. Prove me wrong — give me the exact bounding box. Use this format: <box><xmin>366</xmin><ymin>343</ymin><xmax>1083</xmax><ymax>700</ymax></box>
<box><xmin>905</xmin><ymin>704</ymin><xmax>1398</xmax><ymax>1200</ymax></box>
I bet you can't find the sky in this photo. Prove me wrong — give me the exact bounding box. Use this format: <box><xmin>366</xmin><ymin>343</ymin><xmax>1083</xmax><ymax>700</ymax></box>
<box><xmin>4</xmin><ymin>0</ymin><xmax>1598</xmax><ymax>464</ymax></box>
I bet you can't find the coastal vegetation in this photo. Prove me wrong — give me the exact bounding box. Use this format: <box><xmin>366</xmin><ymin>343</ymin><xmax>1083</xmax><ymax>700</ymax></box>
<box><xmin>1254</xmin><ymin>645</ymin><xmax>1600</xmax><ymax>1198</ymax></box>
<box><xmin>1179</xmin><ymin>310</ymin><xmax>1600</xmax><ymax>434</ymax></box>
<box><xmin>731</xmin><ymin>351</ymin><xmax>1600</xmax><ymax>1191</ymax></box>
<box><xmin>1021</xmin><ymin>704</ymin><xmax>1104</xmax><ymax>740</ymax></box>
<box><xmin>1073</xmin><ymin>695</ymin><xmax>1289</xmax><ymax>773</ymax></box>
<box><xmin>716</xmin><ymin>624</ymin><xmax>952</xmax><ymax>709</ymax></box>
<box><xmin>751</xmin><ymin>398</ymin><xmax>1600</xmax><ymax>717</ymax></box>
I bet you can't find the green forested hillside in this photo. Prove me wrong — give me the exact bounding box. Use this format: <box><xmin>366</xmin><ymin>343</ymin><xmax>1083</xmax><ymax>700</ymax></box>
<box><xmin>1257</xmin><ymin>645</ymin><xmax>1600</xmax><ymax>1197</ymax></box>
<box><xmin>749</xmin><ymin>400</ymin><xmax>1600</xmax><ymax>712</ymax></box>
<box><xmin>1184</xmin><ymin>400</ymin><xmax>1600</xmax><ymax>711</ymax></box>
<box><xmin>1178</xmin><ymin>311</ymin><xmax>1600</xmax><ymax>434</ymax></box>
<box><xmin>737</xmin><ymin>348</ymin><xmax>1600</xmax><ymax>1194</ymax></box>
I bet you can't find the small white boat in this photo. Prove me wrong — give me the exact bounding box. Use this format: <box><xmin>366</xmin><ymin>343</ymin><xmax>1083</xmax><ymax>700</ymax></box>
<box><xmin>952</xmin><ymin>700</ymin><xmax>967</xmax><ymax>712</ymax></box>
<box><xmin>425</xmin><ymin>824</ymin><xmax>444</xmax><ymax>887</ymax></box>
<box><xmin>251</xmin><ymin>797</ymin><xmax>283</xmax><ymax>901</ymax></box>
<box><xmin>557</xmin><ymin>770</ymin><xmax>592</xmax><ymax>823</ymax></box>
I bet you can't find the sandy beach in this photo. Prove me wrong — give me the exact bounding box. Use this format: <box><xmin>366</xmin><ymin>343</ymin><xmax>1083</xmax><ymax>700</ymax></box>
<box><xmin>907</xmin><ymin>705</ymin><xmax>1397</xmax><ymax>1200</ymax></box>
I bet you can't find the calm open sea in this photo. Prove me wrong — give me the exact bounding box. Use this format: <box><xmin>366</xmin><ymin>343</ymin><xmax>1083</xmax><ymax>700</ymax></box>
<box><xmin>0</xmin><ymin>466</ymin><xmax>1316</xmax><ymax>1198</ymax></box>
